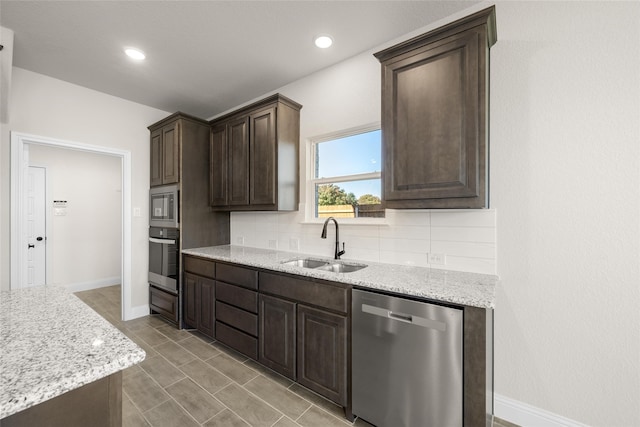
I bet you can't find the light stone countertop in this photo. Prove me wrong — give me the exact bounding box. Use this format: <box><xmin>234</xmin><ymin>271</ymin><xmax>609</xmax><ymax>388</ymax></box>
<box><xmin>182</xmin><ymin>245</ymin><xmax>497</xmax><ymax>309</ymax></box>
<box><xmin>0</xmin><ymin>285</ymin><xmax>145</xmax><ymax>419</ymax></box>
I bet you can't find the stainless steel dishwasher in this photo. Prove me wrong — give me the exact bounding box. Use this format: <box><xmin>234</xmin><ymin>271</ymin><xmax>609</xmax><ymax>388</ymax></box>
<box><xmin>352</xmin><ymin>289</ymin><xmax>463</xmax><ymax>427</ymax></box>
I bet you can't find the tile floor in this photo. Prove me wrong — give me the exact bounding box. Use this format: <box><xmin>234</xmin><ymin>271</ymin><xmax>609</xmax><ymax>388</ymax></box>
<box><xmin>75</xmin><ymin>285</ymin><xmax>519</xmax><ymax>427</ymax></box>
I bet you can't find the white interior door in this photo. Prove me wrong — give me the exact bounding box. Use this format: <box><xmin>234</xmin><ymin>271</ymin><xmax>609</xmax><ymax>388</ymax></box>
<box><xmin>26</xmin><ymin>166</ymin><xmax>47</xmax><ymax>287</ymax></box>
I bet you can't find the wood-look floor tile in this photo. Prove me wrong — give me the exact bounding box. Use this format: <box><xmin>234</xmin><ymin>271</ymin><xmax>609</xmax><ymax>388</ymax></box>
<box><xmin>273</xmin><ymin>417</ymin><xmax>300</xmax><ymax>427</ymax></box>
<box><xmin>206</xmin><ymin>353</ymin><xmax>259</xmax><ymax>385</ymax></box>
<box><xmin>297</xmin><ymin>406</ymin><xmax>350</xmax><ymax>427</ymax></box>
<box><xmin>135</xmin><ymin>328</ymin><xmax>170</xmax><ymax>347</ymax></box>
<box><xmin>245</xmin><ymin>375</ymin><xmax>311</xmax><ymax>420</ymax></box>
<box><xmin>154</xmin><ymin>340</ymin><xmax>196</xmax><ymax>366</ymax></box>
<box><xmin>156</xmin><ymin>324</ymin><xmax>192</xmax><ymax>342</ymax></box>
<box><xmin>202</xmin><ymin>409</ymin><xmax>251</xmax><ymax>427</ymax></box>
<box><xmin>288</xmin><ymin>384</ymin><xmax>346</xmax><ymax>420</ymax></box>
<box><xmin>211</xmin><ymin>342</ymin><xmax>249</xmax><ymax>362</ymax></box>
<box><xmin>123</xmin><ymin>363</ymin><xmax>144</xmax><ymax>379</ymax></box>
<box><xmin>243</xmin><ymin>359</ymin><xmax>293</xmax><ymax>388</ymax></box>
<box><xmin>165</xmin><ymin>378</ymin><xmax>225</xmax><ymax>423</ymax></box>
<box><xmin>179</xmin><ymin>336</ymin><xmax>221</xmax><ymax>360</ymax></box>
<box><xmin>215</xmin><ymin>383</ymin><xmax>283</xmax><ymax>427</ymax></box>
<box><xmin>123</xmin><ymin>411</ymin><xmax>151</xmax><ymax>427</ymax></box>
<box><xmin>139</xmin><ymin>355</ymin><xmax>185</xmax><ymax>387</ymax></box>
<box><xmin>122</xmin><ymin>371</ymin><xmax>170</xmax><ymax>412</ymax></box>
<box><xmin>127</xmin><ymin>332</ymin><xmax>158</xmax><ymax>358</ymax></box>
<box><xmin>179</xmin><ymin>358</ymin><xmax>232</xmax><ymax>395</ymax></box>
<box><xmin>143</xmin><ymin>399</ymin><xmax>199</xmax><ymax>427</ymax></box>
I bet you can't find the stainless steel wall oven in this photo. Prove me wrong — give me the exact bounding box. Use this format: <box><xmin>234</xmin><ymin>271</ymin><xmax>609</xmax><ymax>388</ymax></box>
<box><xmin>148</xmin><ymin>227</ymin><xmax>179</xmax><ymax>294</ymax></box>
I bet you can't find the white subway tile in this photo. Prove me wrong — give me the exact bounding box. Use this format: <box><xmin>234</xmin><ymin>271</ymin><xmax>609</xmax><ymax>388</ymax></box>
<box><xmin>431</xmin><ymin>226</ymin><xmax>496</xmax><ymax>243</ymax></box>
<box><xmin>430</xmin><ymin>241</ymin><xmax>496</xmax><ymax>259</ymax></box>
<box><xmin>430</xmin><ymin>256</ymin><xmax>496</xmax><ymax>275</ymax></box>
<box><xmin>379</xmin><ymin>225</ymin><xmax>430</xmax><ymax>240</ymax></box>
<box><xmin>430</xmin><ymin>209</ymin><xmax>496</xmax><ymax>227</ymax></box>
<box><xmin>380</xmin><ymin>250</ymin><xmax>430</xmax><ymax>267</ymax></box>
<box><xmin>379</xmin><ymin>237</ymin><xmax>429</xmax><ymax>253</ymax></box>
<box><xmin>389</xmin><ymin>210</ymin><xmax>430</xmax><ymax>226</ymax></box>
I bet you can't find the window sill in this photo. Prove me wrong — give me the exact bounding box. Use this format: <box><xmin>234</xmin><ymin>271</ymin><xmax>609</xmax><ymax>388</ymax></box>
<box><xmin>300</xmin><ymin>218</ymin><xmax>389</xmax><ymax>226</ymax></box>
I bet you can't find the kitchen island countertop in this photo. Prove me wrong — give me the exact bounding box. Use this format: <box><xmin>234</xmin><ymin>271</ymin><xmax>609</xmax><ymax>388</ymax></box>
<box><xmin>0</xmin><ymin>285</ymin><xmax>145</xmax><ymax>419</ymax></box>
<box><xmin>183</xmin><ymin>245</ymin><xmax>497</xmax><ymax>309</ymax></box>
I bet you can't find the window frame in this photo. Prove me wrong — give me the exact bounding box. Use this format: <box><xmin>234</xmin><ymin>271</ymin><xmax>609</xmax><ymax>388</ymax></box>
<box><xmin>305</xmin><ymin>123</ymin><xmax>385</xmax><ymax>224</ymax></box>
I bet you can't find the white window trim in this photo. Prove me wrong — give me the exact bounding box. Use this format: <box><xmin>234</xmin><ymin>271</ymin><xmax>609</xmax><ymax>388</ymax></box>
<box><xmin>304</xmin><ymin>123</ymin><xmax>386</xmax><ymax>224</ymax></box>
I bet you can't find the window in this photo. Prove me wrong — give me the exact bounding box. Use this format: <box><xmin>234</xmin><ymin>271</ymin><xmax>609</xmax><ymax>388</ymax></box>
<box><xmin>308</xmin><ymin>125</ymin><xmax>384</xmax><ymax>219</ymax></box>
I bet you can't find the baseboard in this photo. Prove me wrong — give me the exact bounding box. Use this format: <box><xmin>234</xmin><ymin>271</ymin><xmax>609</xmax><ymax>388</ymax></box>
<box><xmin>64</xmin><ymin>276</ymin><xmax>120</xmax><ymax>293</ymax></box>
<box><xmin>495</xmin><ymin>394</ymin><xmax>589</xmax><ymax>427</ymax></box>
<box><xmin>127</xmin><ymin>304</ymin><xmax>150</xmax><ymax>321</ymax></box>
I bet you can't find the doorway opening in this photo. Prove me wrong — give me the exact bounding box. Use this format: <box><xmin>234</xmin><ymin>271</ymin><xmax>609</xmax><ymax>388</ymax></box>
<box><xmin>11</xmin><ymin>132</ymin><xmax>134</xmax><ymax>321</ymax></box>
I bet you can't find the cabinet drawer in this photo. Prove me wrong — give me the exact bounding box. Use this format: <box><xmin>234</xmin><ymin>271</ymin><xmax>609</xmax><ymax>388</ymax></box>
<box><xmin>184</xmin><ymin>256</ymin><xmax>215</xmax><ymax>278</ymax></box>
<box><xmin>216</xmin><ymin>301</ymin><xmax>258</xmax><ymax>336</ymax></box>
<box><xmin>217</xmin><ymin>263</ymin><xmax>258</xmax><ymax>289</ymax></box>
<box><xmin>216</xmin><ymin>321</ymin><xmax>258</xmax><ymax>360</ymax></box>
<box><xmin>149</xmin><ymin>285</ymin><xmax>178</xmax><ymax>323</ymax></box>
<box><xmin>259</xmin><ymin>272</ymin><xmax>349</xmax><ymax>314</ymax></box>
<box><xmin>216</xmin><ymin>281</ymin><xmax>258</xmax><ymax>313</ymax></box>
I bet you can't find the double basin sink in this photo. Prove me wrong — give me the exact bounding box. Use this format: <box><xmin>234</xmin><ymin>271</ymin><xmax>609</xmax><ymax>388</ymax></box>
<box><xmin>281</xmin><ymin>257</ymin><xmax>367</xmax><ymax>273</ymax></box>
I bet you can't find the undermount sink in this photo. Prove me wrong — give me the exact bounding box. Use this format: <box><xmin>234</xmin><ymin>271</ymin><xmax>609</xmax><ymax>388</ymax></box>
<box><xmin>280</xmin><ymin>258</ymin><xmax>331</xmax><ymax>269</ymax></box>
<box><xmin>281</xmin><ymin>257</ymin><xmax>367</xmax><ymax>273</ymax></box>
<box><xmin>317</xmin><ymin>262</ymin><xmax>367</xmax><ymax>273</ymax></box>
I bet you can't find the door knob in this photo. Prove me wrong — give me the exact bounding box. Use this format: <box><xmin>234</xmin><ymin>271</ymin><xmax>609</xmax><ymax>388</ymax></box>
<box><xmin>28</xmin><ymin>244</ymin><xmax>35</xmax><ymax>249</ymax></box>
<box><xmin>36</xmin><ymin>237</ymin><xmax>44</xmax><ymax>241</ymax></box>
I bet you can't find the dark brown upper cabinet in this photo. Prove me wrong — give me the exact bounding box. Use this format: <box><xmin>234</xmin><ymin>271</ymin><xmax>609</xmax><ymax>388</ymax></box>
<box><xmin>375</xmin><ymin>6</ymin><xmax>497</xmax><ymax>209</ymax></box>
<box><xmin>209</xmin><ymin>94</ymin><xmax>302</xmax><ymax>211</ymax></box>
<box><xmin>150</xmin><ymin>120</ymin><xmax>179</xmax><ymax>187</ymax></box>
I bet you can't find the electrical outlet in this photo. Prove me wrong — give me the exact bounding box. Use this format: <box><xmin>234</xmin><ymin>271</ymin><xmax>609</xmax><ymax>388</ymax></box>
<box><xmin>429</xmin><ymin>253</ymin><xmax>446</xmax><ymax>265</ymax></box>
<box><xmin>289</xmin><ymin>238</ymin><xmax>299</xmax><ymax>251</ymax></box>
<box><xmin>133</xmin><ymin>207</ymin><xmax>141</xmax><ymax>217</ymax></box>
<box><xmin>236</xmin><ymin>236</ymin><xmax>245</xmax><ymax>245</ymax></box>
<box><xmin>268</xmin><ymin>239</ymin><xmax>278</xmax><ymax>249</ymax></box>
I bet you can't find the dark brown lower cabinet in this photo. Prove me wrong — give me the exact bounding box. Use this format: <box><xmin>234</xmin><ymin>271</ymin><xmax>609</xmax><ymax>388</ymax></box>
<box><xmin>183</xmin><ymin>272</ymin><xmax>215</xmax><ymax>338</ymax></box>
<box><xmin>258</xmin><ymin>294</ymin><xmax>297</xmax><ymax>380</ymax></box>
<box><xmin>149</xmin><ymin>285</ymin><xmax>178</xmax><ymax>324</ymax></box>
<box><xmin>297</xmin><ymin>304</ymin><xmax>348</xmax><ymax>406</ymax></box>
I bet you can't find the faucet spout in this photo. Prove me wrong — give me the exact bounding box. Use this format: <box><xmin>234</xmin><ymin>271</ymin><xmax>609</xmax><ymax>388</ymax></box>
<box><xmin>321</xmin><ymin>216</ymin><xmax>346</xmax><ymax>260</ymax></box>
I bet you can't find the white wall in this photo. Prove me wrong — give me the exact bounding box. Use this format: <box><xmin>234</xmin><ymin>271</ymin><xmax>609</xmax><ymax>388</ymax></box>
<box><xmin>491</xmin><ymin>2</ymin><xmax>639</xmax><ymax>426</ymax></box>
<box><xmin>28</xmin><ymin>145</ymin><xmax>121</xmax><ymax>288</ymax></box>
<box><xmin>0</xmin><ymin>68</ymin><xmax>170</xmax><ymax>312</ymax></box>
<box><xmin>230</xmin><ymin>2</ymin><xmax>640</xmax><ymax>426</ymax></box>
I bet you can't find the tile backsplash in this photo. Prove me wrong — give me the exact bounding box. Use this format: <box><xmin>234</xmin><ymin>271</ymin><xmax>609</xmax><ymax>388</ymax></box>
<box><xmin>229</xmin><ymin>206</ymin><xmax>497</xmax><ymax>275</ymax></box>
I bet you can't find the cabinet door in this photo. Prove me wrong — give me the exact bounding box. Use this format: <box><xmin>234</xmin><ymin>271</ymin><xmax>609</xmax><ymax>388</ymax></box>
<box><xmin>162</xmin><ymin>122</ymin><xmax>180</xmax><ymax>185</ymax></box>
<box><xmin>228</xmin><ymin>116</ymin><xmax>250</xmax><ymax>206</ymax></box>
<box><xmin>259</xmin><ymin>294</ymin><xmax>296</xmax><ymax>380</ymax></box>
<box><xmin>184</xmin><ymin>273</ymin><xmax>198</xmax><ymax>329</ymax></box>
<box><xmin>198</xmin><ymin>277</ymin><xmax>215</xmax><ymax>338</ymax></box>
<box><xmin>250</xmin><ymin>106</ymin><xmax>277</xmax><ymax>206</ymax></box>
<box><xmin>297</xmin><ymin>305</ymin><xmax>347</xmax><ymax>405</ymax></box>
<box><xmin>380</xmin><ymin>26</ymin><xmax>488</xmax><ymax>208</ymax></box>
<box><xmin>209</xmin><ymin>123</ymin><xmax>228</xmax><ymax>207</ymax></box>
<box><xmin>150</xmin><ymin>128</ymin><xmax>163</xmax><ymax>187</ymax></box>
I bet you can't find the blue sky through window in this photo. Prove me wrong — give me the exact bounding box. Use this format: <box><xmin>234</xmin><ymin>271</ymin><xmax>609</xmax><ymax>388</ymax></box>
<box><xmin>315</xmin><ymin>129</ymin><xmax>381</xmax><ymax>198</ymax></box>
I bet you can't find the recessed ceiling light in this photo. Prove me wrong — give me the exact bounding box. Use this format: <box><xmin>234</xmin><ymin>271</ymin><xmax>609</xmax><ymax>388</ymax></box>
<box><xmin>124</xmin><ymin>47</ymin><xmax>146</xmax><ymax>60</ymax></box>
<box><xmin>314</xmin><ymin>35</ymin><xmax>333</xmax><ymax>49</ymax></box>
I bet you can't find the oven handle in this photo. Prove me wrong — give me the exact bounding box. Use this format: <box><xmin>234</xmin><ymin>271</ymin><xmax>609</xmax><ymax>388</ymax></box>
<box><xmin>149</xmin><ymin>237</ymin><xmax>176</xmax><ymax>245</ymax></box>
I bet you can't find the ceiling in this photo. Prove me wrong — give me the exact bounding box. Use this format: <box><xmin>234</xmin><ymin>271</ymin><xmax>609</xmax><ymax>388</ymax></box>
<box><xmin>1</xmin><ymin>1</ymin><xmax>479</xmax><ymax>118</ymax></box>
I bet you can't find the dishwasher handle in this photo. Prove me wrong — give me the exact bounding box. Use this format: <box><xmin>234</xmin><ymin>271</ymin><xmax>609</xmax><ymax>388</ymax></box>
<box><xmin>361</xmin><ymin>303</ymin><xmax>447</xmax><ymax>332</ymax></box>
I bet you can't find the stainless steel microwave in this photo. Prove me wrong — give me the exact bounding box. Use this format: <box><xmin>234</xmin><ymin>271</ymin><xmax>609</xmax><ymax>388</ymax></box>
<box><xmin>150</xmin><ymin>184</ymin><xmax>179</xmax><ymax>228</ymax></box>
